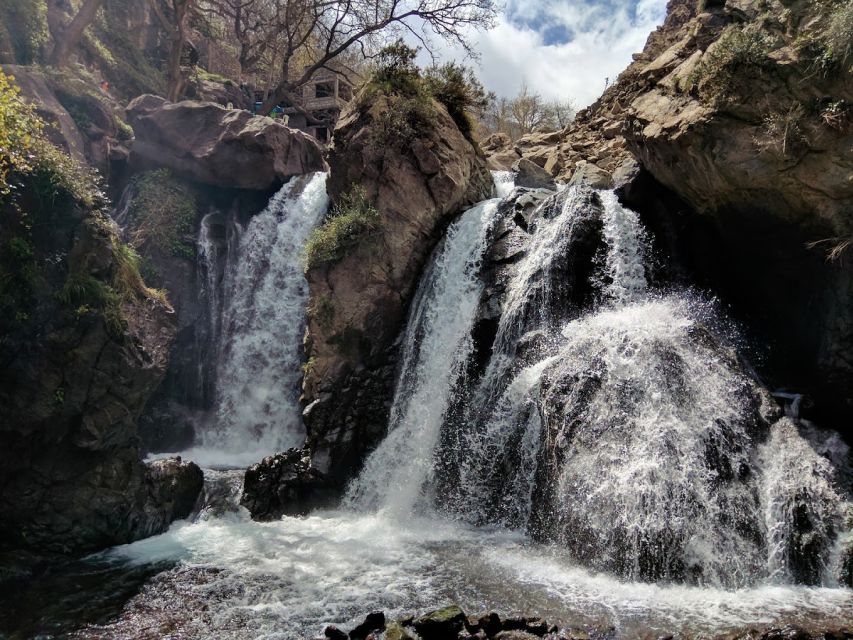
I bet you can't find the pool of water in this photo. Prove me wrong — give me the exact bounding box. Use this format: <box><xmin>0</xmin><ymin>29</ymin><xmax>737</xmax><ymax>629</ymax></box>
<box><xmin>9</xmin><ymin>506</ymin><xmax>849</xmax><ymax>640</ymax></box>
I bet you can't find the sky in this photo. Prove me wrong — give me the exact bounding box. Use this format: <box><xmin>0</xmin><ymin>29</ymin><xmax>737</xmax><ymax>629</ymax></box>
<box><xmin>418</xmin><ymin>0</ymin><xmax>669</xmax><ymax>108</ymax></box>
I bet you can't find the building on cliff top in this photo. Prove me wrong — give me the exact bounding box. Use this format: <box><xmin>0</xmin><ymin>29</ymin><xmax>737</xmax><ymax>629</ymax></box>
<box><xmin>253</xmin><ymin>67</ymin><xmax>355</xmax><ymax>144</ymax></box>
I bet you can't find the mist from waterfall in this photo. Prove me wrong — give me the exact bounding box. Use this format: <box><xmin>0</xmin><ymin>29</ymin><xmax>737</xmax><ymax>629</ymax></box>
<box><xmin>346</xmin><ymin>196</ymin><xmax>505</xmax><ymax>513</ymax></box>
<box><xmin>90</xmin><ymin>179</ymin><xmax>853</xmax><ymax>640</ymax></box>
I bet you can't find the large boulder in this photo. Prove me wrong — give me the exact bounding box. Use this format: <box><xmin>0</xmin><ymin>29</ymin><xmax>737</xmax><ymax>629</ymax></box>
<box><xmin>241</xmin><ymin>448</ymin><xmax>335</xmax><ymax>520</ymax></box>
<box><xmin>126</xmin><ymin>94</ymin><xmax>326</xmax><ymax>190</ymax></box>
<box><xmin>302</xmin><ymin>90</ymin><xmax>491</xmax><ymax>484</ymax></box>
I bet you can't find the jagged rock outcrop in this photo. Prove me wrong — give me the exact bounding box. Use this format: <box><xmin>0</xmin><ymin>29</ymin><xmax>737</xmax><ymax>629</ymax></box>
<box><xmin>302</xmin><ymin>91</ymin><xmax>492</xmax><ymax>484</ymax></box>
<box><xmin>619</xmin><ymin>0</ymin><xmax>853</xmax><ymax>422</ymax></box>
<box><xmin>481</xmin><ymin>0</ymin><xmax>853</xmax><ymax>427</ymax></box>
<box><xmin>241</xmin><ymin>448</ymin><xmax>335</xmax><ymax>520</ymax></box>
<box><xmin>126</xmin><ymin>94</ymin><xmax>327</xmax><ymax>190</ymax></box>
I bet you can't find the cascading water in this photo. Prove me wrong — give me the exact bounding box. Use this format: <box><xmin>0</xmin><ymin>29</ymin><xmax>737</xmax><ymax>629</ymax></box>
<box><xmin>184</xmin><ymin>173</ymin><xmax>329</xmax><ymax>467</ymax></box>
<box><xmin>346</xmin><ymin>196</ymin><xmax>504</xmax><ymax>513</ymax></box>
<box><xmin>55</xmin><ymin>178</ymin><xmax>853</xmax><ymax>640</ymax></box>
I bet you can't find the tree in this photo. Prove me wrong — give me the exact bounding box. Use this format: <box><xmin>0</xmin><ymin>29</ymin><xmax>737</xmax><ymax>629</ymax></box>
<box><xmin>483</xmin><ymin>84</ymin><xmax>576</xmax><ymax>140</ymax></box>
<box><xmin>199</xmin><ymin>0</ymin><xmax>280</xmax><ymax>76</ymax></box>
<box><xmin>46</xmin><ymin>0</ymin><xmax>104</xmax><ymax>67</ymax></box>
<box><xmin>257</xmin><ymin>0</ymin><xmax>497</xmax><ymax>116</ymax></box>
<box><xmin>423</xmin><ymin>61</ymin><xmax>492</xmax><ymax>137</ymax></box>
<box><xmin>147</xmin><ymin>0</ymin><xmax>195</xmax><ymax>101</ymax></box>
<box><xmin>547</xmin><ymin>98</ymin><xmax>576</xmax><ymax>129</ymax></box>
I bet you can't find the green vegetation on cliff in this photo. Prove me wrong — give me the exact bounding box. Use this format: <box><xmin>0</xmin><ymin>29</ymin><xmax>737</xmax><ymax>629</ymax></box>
<box><xmin>359</xmin><ymin>41</ymin><xmax>489</xmax><ymax>145</ymax></box>
<box><xmin>689</xmin><ymin>25</ymin><xmax>773</xmax><ymax>104</ymax></box>
<box><xmin>128</xmin><ymin>169</ymin><xmax>197</xmax><ymax>260</ymax></box>
<box><xmin>0</xmin><ymin>0</ymin><xmax>48</xmax><ymax>64</ymax></box>
<box><xmin>0</xmin><ymin>70</ymin><xmax>164</xmax><ymax>344</ymax></box>
<box><xmin>303</xmin><ymin>186</ymin><xmax>379</xmax><ymax>269</ymax></box>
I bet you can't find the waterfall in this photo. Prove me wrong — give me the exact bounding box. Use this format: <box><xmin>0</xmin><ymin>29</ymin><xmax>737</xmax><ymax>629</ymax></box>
<box><xmin>194</xmin><ymin>173</ymin><xmax>328</xmax><ymax>466</ymax></box>
<box><xmin>350</xmin><ymin>183</ymin><xmax>853</xmax><ymax>589</ymax></box>
<box><xmin>346</xmin><ymin>197</ymin><xmax>503</xmax><ymax>513</ymax></box>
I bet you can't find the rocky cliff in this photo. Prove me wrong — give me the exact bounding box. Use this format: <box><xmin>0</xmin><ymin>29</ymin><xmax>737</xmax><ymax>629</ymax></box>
<box><xmin>486</xmin><ymin>0</ymin><xmax>853</xmax><ymax>429</ymax></box>
<box><xmin>301</xmin><ymin>90</ymin><xmax>492</xmax><ymax>484</ymax></box>
<box><xmin>126</xmin><ymin>95</ymin><xmax>327</xmax><ymax>191</ymax></box>
<box><xmin>0</xmin><ymin>73</ymin><xmax>201</xmax><ymax>558</ymax></box>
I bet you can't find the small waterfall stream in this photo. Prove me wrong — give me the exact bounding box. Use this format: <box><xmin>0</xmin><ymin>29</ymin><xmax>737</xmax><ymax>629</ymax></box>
<box><xmin>69</xmin><ymin>178</ymin><xmax>852</xmax><ymax>640</ymax></box>
<box><xmin>187</xmin><ymin>173</ymin><xmax>328</xmax><ymax>467</ymax></box>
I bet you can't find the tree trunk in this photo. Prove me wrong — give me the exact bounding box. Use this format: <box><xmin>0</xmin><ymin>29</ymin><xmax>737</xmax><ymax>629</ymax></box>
<box><xmin>49</xmin><ymin>0</ymin><xmax>104</xmax><ymax>67</ymax></box>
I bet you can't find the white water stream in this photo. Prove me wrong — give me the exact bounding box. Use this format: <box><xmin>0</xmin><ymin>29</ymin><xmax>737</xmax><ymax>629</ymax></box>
<box><xmin>176</xmin><ymin>173</ymin><xmax>328</xmax><ymax>468</ymax></box>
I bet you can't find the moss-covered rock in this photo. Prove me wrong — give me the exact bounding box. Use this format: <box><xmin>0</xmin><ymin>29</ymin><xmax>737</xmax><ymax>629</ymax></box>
<box><xmin>0</xmin><ymin>70</ymin><xmax>197</xmax><ymax>556</ymax></box>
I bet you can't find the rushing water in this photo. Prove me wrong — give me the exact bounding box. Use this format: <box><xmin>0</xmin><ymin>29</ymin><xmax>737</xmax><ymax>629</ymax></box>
<box><xmin>23</xmin><ymin>177</ymin><xmax>853</xmax><ymax>640</ymax></box>
<box><xmin>179</xmin><ymin>173</ymin><xmax>329</xmax><ymax>467</ymax></box>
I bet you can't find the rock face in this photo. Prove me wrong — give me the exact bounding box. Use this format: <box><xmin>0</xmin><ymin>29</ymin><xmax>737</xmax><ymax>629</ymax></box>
<box><xmin>0</xmin><ymin>162</ymin><xmax>199</xmax><ymax>555</ymax></box>
<box><xmin>2</xmin><ymin>64</ymin><xmax>87</xmax><ymax>163</ymax></box>
<box><xmin>479</xmin><ymin>0</ymin><xmax>853</xmax><ymax>428</ymax></box>
<box><xmin>126</xmin><ymin>95</ymin><xmax>326</xmax><ymax>190</ymax></box>
<box><xmin>241</xmin><ymin>448</ymin><xmax>335</xmax><ymax>520</ymax></box>
<box><xmin>302</xmin><ymin>91</ymin><xmax>492</xmax><ymax>484</ymax></box>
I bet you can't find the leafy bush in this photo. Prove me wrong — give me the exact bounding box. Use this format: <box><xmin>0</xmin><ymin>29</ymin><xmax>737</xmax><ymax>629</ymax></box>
<box><xmin>424</xmin><ymin>62</ymin><xmax>491</xmax><ymax>138</ymax></box>
<box><xmin>822</xmin><ymin>0</ymin><xmax>853</xmax><ymax>69</ymax></box>
<box><xmin>690</xmin><ymin>26</ymin><xmax>773</xmax><ymax>103</ymax></box>
<box><xmin>361</xmin><ymin>42</ymin><xmax>488</xmax><ymax>145</ymax></box>
<box><xmin>369</xmin><ymin>40</ymin><xmax>423</xmax><ymax>97</ymax></box>
<box><xmin>304</xmin><ymin>187</ymin><xmax>379</xmax><ymax>269</ymax></box>
<box><xmin>128</xmin><ymin>169</ymin><xmax>197</xmax><ymax>259</ymax></box>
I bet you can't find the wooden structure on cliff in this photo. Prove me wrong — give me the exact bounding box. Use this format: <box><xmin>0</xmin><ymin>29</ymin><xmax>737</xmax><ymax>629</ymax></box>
<box><xmin>264</xmin><ymin>67</ymin><xmax>355</xmax><ymax>143</ymax></box>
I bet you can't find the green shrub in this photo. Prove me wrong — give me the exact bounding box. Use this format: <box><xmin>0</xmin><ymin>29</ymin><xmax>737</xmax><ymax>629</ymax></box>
<box><xmin>0</xmin><ymin>70</ymin><xmax>166</xmax><ymax>341</ymax></box>
<box><xmin>689</xmin><ymin>26</ymin><xmax>773</xmax><ymax>103</ymax></box>
<box><xmin>369</xmin><ymin>40</ymin><xmax>423</xmax><ymax>97</ymax></box>
<box><xmin>304</xmin><ymin>187</ymin><xmax>379</xmax><ymax>269</ymax></box>
<box><xmin>424</xmin><ymin>62</ymin><xmax>491</xmax><ymax>139</ymax></box>
<box><xmin>822</xmin><ymin>1</ymin><xmax>853</xmax><ymax>69</ymax></box>
<box><xmin>128</xmin><ymin>169</ymin><xmax>197</xmax><ymax>259</ymax></box>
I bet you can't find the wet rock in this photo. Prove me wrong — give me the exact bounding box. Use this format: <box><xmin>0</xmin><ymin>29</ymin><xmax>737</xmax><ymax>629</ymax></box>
<box><xmin>0</xmin><ymin>164</ymin><xmax>180</xmax><ymax>555</ymax></box>
<box><xmin>240</xmin><ymin>448</ymin><xmax>335</xmax><ymax>521</ymax></box>
<box><xmin>569</xmin><ymin>161</ymin><xmax>612</xmax><ymax>189</ymax></box>
<box><xmin>473</xmin><ymin>612</ymin><xmax>503</xmax><ymax>637</ymax></box>
<box><xmin>413</xmin><ymin>605</ymin><xmax>467</xmax><ymax>640</ymax></box>
<box><xmin>324</xmin><ymin>625</ymin><xmax>348</xmax><ymax>640</ymax></box>
<box><xmin>513</xmin><ymin>158</ymin><xmax>556</xmax><ymax>190</ymax></box>
<box><xmin>386</xmin><ymin>621</ymin><xmax>419</xmax><ymax>640</ymax></box>
<box><xmin>494</xmin><ymin>632</ymin><xmax>541</xmax><ymax>640</ymax></box>
<box><xmin>141</xmin><ymin>458</ymin><xmax>204</xmax><ymax>526</ymax></box>
<box><xmin>349</xmin><ymin>611</ymin><xmax>385</xmax><ymax>640</ymax></box>
<box><xmin>126</xmin><ymin>94</ymin><xmax>326</xmax><ymax>190</ymax></box>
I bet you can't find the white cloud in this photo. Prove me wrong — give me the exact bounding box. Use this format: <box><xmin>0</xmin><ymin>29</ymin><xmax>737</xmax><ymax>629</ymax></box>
<box><xmin>415</xmin><ymin>0</ymin><xmax>668</xmax><ymax>108</ymax></box>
